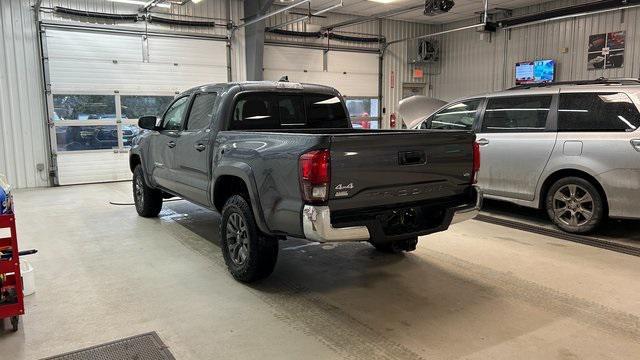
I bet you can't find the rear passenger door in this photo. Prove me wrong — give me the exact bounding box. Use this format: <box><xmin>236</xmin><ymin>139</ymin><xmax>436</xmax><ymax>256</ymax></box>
<box><xmin>476</xmin><ymin>94</ymin><xmax>557</xmax><ymax>200</ymax></box>
<box><xmin>173</xmin><ymin>92</ymin><xmax>218</xmax><ymax>205</ymax></box>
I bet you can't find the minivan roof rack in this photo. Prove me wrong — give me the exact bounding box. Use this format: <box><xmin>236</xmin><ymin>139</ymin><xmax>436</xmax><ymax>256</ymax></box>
<box><xmin>509</xmin><ymin>77</ymin><xmax>640</xmax><ymax>90</ymax></box>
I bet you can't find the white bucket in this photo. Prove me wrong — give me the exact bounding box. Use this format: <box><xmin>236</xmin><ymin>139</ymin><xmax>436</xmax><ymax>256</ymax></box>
<box><xmin>20</xmin><ymin>260</ymin><xmax>35</xmax><ymax>296</ymax></box>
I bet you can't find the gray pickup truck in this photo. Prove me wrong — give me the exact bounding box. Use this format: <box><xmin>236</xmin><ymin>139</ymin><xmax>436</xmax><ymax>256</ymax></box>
<box><xmin>130</xmin><ymin>81</ymin><xmax>481</xmax><ymax>282</ymax></box>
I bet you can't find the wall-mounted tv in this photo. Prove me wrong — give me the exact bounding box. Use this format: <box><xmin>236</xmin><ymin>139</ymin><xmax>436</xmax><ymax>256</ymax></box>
<box><xmin>515</xmin><ymin>59</ymin><xmax>556</xmax><ymax>85</ymax></box>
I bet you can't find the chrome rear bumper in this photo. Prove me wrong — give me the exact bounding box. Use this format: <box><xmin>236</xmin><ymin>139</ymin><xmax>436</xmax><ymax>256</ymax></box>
<box><xmin>451</xmin><ymin>186</ymin><xmax>483</xmax><ymax>225</ymax></box>
<box><xmin>302</xmin><ymin>187</ymin><xmax>482</xmax><ymax>243</ymax></box>
<box><xmin>302</xmin><ymin>205</ymin><xmax>370</xmax><ymax>243</ymax></box>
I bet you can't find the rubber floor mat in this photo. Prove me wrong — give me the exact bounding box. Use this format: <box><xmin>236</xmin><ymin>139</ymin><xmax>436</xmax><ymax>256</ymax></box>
<box><xmin>41</xmin><ymin>332</ymin><xmax>175</xmax><ymax>360</ymax></box>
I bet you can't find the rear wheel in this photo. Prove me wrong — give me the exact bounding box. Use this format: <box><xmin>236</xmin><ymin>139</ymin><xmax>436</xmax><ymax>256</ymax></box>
<box><xmin>371</xmin><ymin>237</ymin><xmax>418</xmax><ymax>254</ymax></box>
<box><xmin>220</xmin><ymin>195</ymin><xmax>278</xmax><ymax>282</ymax></box>
<box><xmin>132</xmin><ymin>165</ymin><xmax>163</xmax><ymax>218</ymax></box>
<box><xmin>545</xmin><ymin>177</ymin><xmax>604</xmax><ymax>234</ymax></box>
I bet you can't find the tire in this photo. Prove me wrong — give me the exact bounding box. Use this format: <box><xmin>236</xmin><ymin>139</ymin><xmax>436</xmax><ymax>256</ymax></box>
<box><xmin>10</xmin><ymin>316</ymin><xmax>18</xmax><ymax>332</ymax></box>
<box><xmin>220</xmin><ymin>195</ymin><xmax>278</xmax><ymax>283</ymax></box>
<box><xmin>132</xmin><ymin>165</ymin><xmax>163</xmax><ymax>218</ymax></box>
<box><xmin>372</xmin><ymin>237</ymin><xmax>418</xmax><ymax>254</ymax></box>
<box><xmin>545</xmin><ymin>177</ymin><xmax>604</xmax><ymax>234</ymax></box>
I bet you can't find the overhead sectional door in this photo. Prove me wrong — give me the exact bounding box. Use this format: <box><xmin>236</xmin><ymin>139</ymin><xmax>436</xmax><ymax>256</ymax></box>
<box><xmin>45</xmin><ymin>28</ymin><xmax>227</xmax><ymax>185</ymax></box>
<box><xmin>263</xmin><ymin>45</ymin><xmax>380</xmax><ymax>128</ymax></box>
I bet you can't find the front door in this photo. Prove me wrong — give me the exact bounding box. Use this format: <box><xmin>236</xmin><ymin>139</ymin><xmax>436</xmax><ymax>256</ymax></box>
<box><xmin>476</xmin><ymin>94</ymin><xmax>557</xmax><ymax>200</ymax></box>
<box><xmin>149</xmin><ymin>96</ymin><xmax>190</xmax><ymax>190</ymax></box>
<box><xmin>173</xmin><ymin>92</ymin><xmax>218</xmax><ymax>205</ymax></box>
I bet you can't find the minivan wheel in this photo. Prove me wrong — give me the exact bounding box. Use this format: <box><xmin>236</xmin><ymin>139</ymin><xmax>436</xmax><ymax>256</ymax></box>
<box><xmin>220</xmin><ymin>195</ymin><xmax>278</xmax><ymax>282</ymax></box>
<box><xmin>132</xmin><ymin>165</ymin><xmax>163</xmax><ymax>218</ymax></box>
<box><xmin>545</xmin><ymin>177</ymin><xmax>604</xmax><ymax>234</ymax></box>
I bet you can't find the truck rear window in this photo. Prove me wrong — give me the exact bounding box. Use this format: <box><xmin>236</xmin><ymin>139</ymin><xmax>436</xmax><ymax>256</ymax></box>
<box><xmin>230</xmin><ymin>92</ymin><xmax>349</xmax><ymax>130</ymax></box>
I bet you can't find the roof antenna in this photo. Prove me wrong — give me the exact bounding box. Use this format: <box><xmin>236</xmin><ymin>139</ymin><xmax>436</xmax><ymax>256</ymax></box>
<box><xmin>279</xmin><ymin>75</ymin><xmax>289</xmax><ymax>82</ymax></box>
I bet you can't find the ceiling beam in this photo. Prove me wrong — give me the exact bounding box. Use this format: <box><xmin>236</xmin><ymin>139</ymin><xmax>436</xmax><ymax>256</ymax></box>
<box><xmin>322</xmin><ymin>4</ymin><xmax>424</xmax><ymax>31</ymax></box>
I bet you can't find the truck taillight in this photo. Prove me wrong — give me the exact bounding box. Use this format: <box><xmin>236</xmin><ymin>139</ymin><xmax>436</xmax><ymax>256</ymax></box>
<box><xmin>299</xmin><ymin>149</ymin><xmax>330</xmax><ymax>203</ymax></box>
<box><xmin>471</xmin><ymin>141</ymin><xmax>480</xmax><ymax>184</ymax></box>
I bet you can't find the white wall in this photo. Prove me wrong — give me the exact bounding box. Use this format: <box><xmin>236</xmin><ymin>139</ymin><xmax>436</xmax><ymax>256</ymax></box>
<box><xmin>0</xmin><ymin>0</ymin><xmax>50</xmax><ymax>188</ymax></box>
<box><xmin>431</xmin><ymin>2</ymin><xmax>640</xmax><ymax>101</ymax></box>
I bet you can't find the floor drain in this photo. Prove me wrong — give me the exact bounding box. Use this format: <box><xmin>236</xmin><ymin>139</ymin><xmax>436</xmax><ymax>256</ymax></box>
<box><xmin>42</xmin><ymin>332</ymin><xmax>175</xmax><ymax>360</ymax></box>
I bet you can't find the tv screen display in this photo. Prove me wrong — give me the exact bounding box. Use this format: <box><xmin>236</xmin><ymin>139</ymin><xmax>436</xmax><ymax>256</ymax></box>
<box><xmin>515</xmin><ymin>59</ymin><xmax>555</xmax><ymax>85</ymax></box>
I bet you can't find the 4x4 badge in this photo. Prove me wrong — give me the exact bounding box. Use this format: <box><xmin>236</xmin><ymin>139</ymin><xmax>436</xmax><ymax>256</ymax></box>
<box><xmin>335</xmin><ymin>183</ymin><xmax>354</xmax><ymax>190</ymax></box>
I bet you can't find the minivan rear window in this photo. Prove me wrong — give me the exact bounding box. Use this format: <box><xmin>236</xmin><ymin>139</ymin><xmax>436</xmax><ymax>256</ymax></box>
<box><xmin>481</xmin><ymin>96</ymin><xmax>552</xmax><ymax>133</ymax></box>
<box><xmin>230</xmin><ymin>92</ymin><xmax>349</xmax><ymax>130</ymax></box>
<box><xmin>558</xmin><ymin>93</ymin><xmax>640</xmax><ymax>132</ymax></box>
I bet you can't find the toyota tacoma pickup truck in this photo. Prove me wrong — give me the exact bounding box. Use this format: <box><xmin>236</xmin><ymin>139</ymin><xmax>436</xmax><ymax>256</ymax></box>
<box><xmin>130</xmin><ymin>81</ymin><xmax>481</xmax><ymax>282</ymax></box>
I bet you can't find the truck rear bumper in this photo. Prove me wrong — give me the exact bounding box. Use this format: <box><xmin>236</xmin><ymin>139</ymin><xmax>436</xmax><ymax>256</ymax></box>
<box><xmin>302</xmin><ymin>186</ymin><xmax>482</xmax><ymax>243</ymax></box>
<box><xmin>303</xmin><ymin>205</ymin><xmax>370</xmax><ymax>243</ymax></box>
<box><xmin>450</xmin><ymin>186</ymin><xmax>483</xmax><ymax>225</ymax></box>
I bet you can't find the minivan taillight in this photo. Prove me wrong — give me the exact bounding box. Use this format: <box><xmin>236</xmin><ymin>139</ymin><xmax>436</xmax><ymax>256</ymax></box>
<box><xmin>471</xmin><ymin>141</ymin><xmax>480</xmax><ymax>184</ymax></box>
<box><xmin>300</xmin><ymin>149</ymin><xmax>331</xmax><ymax>203</ymax></box>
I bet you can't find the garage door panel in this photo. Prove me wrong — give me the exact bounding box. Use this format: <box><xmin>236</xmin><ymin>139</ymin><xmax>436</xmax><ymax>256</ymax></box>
<box><xmin>329</xmin><ymin>51</ymin><xmax>379</xmax><ymax>74</ymax></box>
<box><xmin>148</xmin><ymin>37</ymin><xmax>227</xmax><ymax>66</ymax></box>
<box><xmin>56</xmin><ymin>152</ymin><xmax>131</xmax><ymax>185</ymax></box>
<box><xmin>46</xmin><ymin>29</ymin><xmax>142</xmax><ymax>62</ymax></box>
<box><xmin>263</xmin><ymin>45</ymin><xmax>378</xmax><ymax>97</ymax></box>
<box><xmin>264</xmin><ymin>46</ymin><xmax>323</xmax><ymax>72</ymax></box>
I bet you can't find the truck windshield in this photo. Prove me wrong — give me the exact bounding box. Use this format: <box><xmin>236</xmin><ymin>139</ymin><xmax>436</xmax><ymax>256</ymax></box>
<box><xmin>231</xmin><ymin>92</ymin><xmax>350</xmax><ymax>130</ymax></box>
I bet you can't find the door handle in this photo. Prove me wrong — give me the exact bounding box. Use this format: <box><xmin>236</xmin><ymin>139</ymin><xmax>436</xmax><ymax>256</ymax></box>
<box><xmin>477</xmin><ymin>138</ymin><xmax>490</xmax><ymax>146</ymax></box>
<box><xmin>194</xmin><ymin>143</ymin><xmax>206</xmax><ymax>152</ymax></box>
<box><xmin>167</xmin><ymin>141</ymin><xmax>176</xmax><ymax>148</ymax></box>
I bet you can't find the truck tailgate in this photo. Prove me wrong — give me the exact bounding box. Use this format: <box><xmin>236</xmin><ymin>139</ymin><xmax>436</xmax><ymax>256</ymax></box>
<box><xmin>328</xmin><ymin>131</ymin><xmax>475</xmax><ymax>211</ymax></box>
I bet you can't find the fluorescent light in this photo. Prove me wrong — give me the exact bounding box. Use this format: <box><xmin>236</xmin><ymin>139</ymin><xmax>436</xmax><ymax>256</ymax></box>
<box><xmin>106</xmin><ymin>0</ymin><xmax>171</xmax><ymax>7</ymax></box>
<box><xmin>192</xmin><ymin>0</ymin><xmax>204</xmax><ymax>3</ymax></box>
<box><xmin>367</xmin><ymin>0</ymin><xmax>398</xmax><ymax>3</ymax></box>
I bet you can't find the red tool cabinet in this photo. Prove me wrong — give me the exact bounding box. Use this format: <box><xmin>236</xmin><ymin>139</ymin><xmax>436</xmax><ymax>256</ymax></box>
<box><xmin>0</xmin><ymin>214</ymin><xmax>24</xmax><ymax>332</ymax></box>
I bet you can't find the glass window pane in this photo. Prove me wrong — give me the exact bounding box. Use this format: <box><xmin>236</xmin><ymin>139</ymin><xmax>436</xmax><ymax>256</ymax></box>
<box><xmin>278</xmin><ymin>95</ymin><xmax>306</xmax><ymax>127</ymax></box>
<box><xmin>306</xmin><ymin>95</ymin><xmax>349</xmax><ymax>128</ymax></box>
<box><xmin>346</xmin><ymin>98</ymin><xmax>379</xmax><ymax>129</ymax></box>
<box><xmin>482</xmin><ymin>96</ymin><xmax>552</xmax><ymax>132</ymax></box>
<box><xmin>121</xmin><ymin>95</ymin><xmax>174</xmax><ymax>119</ymax></box>
<box><xmin>53</xmin><ymin>95</ymin><xmax>116</xmax><ymax>121</ymax></box>
<box><xmin>162</xmin><ymin>96</ymin><xmax>190</xmax><ymax>131</ymax></box>
<box><xmin>55</xmin><ymin>125</ymin><xmax>118</xmax><ymax>151</ymax></box>
<box><xmin>231</xmin><ymin>93</ymin><xmax>279</xmax><ymax>130</ymax></box>
<box><xmin>558</xmin><ymin>93</ymin><xmax>640</xmax><ymax>132</ymax></box>
<box><xmin>186</xmin><ymin>93</ymin><xmax>217</xmax><ymax>131</ymax></box>
<box><xmin>427</xmin><ymin>99</ymin><xmax>481</xmax><ymax>130</ymax></box>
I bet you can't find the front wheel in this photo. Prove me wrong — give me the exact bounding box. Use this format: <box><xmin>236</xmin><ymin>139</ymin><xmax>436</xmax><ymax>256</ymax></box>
<box><xmin>220</xmin><ymin>195</ymin><xmax>278</xmax><ymax>283</ymax></box>
<box><xmin>545</xmin><ymin>177</ymin><xmax>604</xmax><ymax>234</ymax></box>
<box><xmin>132</xmin><ymin>165</ymin><xmax>163</xmax><ymax>218</ymax></box>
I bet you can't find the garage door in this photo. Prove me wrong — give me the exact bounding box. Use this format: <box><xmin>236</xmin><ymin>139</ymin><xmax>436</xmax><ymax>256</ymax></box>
<box><xmin>45</xmin><ymin>28</ymin><xmax>228</xmax><ymax>185</ymax></box>
<box><xmin>264</xmin><ymin>45</ymin><xmax>381</xmax><ymax>128</ymax></box>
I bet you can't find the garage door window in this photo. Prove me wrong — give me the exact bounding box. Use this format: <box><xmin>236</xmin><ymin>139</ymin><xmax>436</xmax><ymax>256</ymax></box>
<box><xmin>121</xmin><ymin>96</ymin><xmax>174</xmax><ymax>120</ymax></box>
<box><xmin>422</xmin><ymin>99</ymin><xmax>482</xmax><ymax>130</ymax></box>
<box><xmin>53</xmin><ymin>95</ymin><xmax>116</xmax><ymax>121</ymax></box>
<box><xmin>346</xmin><ymin>98</ymin><xmax>379</xmax><ymax>129</ymax></box>
<box><xmin>558</xmin><ymin>93</ymin><xmax>640</xmax><ymax>132</ymax></box>
<box><xmin>481</xmin><ymin>96</ymin><xmax>552</xmax><ymax>133</ymax></box>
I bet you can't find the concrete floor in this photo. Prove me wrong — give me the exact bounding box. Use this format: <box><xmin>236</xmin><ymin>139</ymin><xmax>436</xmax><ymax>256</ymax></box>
<box><xmin>1</xmin><ymin>182</ymin><xmax>639</xmax><ymax>359</ymax></box>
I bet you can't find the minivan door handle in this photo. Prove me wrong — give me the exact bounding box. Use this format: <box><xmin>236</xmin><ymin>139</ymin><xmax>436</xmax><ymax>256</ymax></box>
<box><xmin>167</xmin><ymin>141</ymin><xmax>176</xmax><ymax>148</ymax></box>
<box><xmin>477</xmin><ymin>138</ymin><xmax>490</xmax><ymax>146</ymax></box>
<box><xmin>194</xmin><ymin>143</ymin><xmax>206</xmax><ymax>152</ymax></box>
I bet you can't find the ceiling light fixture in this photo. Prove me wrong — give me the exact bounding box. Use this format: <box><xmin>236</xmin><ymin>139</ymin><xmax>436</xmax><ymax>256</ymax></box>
<box><xmin>191</xmin><ymin>0</ymin><xmax>204</xmax><ymax>4</ymax></box>
<box><xmin>367</xmin><ymin>0</ymin><xmax>398</xmax><ymax>4</ymax></box>
<box><xmin>106</xmin><ymin>0</ymin><xmax>171</xmax><ymax>8</ymax></box>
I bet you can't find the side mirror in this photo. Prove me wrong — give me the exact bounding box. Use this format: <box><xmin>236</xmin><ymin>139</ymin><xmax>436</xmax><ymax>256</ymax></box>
<box><xmin>138</xmin><ymin>115</ymin><xmax>159</xmax><ymax>130</ymax></box>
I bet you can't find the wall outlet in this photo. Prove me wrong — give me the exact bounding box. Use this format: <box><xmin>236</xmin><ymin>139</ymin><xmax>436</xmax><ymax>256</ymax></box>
<box><xmin>36</xmin><ymin>163</ymin><xmax>45</xmax><ymax>172</ymax></box>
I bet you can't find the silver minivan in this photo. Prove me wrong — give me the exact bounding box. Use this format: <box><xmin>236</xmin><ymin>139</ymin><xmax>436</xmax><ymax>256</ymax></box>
<box><xmin>417</xmin><ymin>79</ymin><xmax>640</xmax><ymax>233</ymax></box>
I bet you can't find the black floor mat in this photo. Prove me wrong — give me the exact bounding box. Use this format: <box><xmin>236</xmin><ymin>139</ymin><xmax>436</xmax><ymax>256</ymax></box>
<box><xmin>42</xmin><ymin>332</ymin><xmax>175</xmax><ymax>360</ymax></box>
